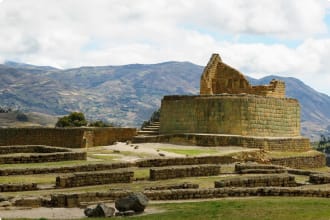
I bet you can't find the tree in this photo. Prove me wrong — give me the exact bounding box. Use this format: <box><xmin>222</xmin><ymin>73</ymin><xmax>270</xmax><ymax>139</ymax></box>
<box><xmin>89</xmin><ymin>120</ymin><xmax>114</xmax><ymax>127</ymax></box>
<box><xmin>16</xmin><ymin>112</ymin><xmax>29</xmax><ymax>122</ymax></box>
<box><xmin>55</xmin><ymin>112</ymin><xmax>88</xmax><ymax>127</ymax></box>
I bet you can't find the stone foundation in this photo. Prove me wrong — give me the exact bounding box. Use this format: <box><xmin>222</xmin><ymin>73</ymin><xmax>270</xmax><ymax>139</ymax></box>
<box><xmin>133</xmin><ymin>133</ymin><xmax>310</xmax><ymax>151</ymax></box>
<box><xmin>0</xmin><ymin>183</ymin><xmax>37</xmax><ymax>192</ymax></box>
<box><xmin>214</xmin><ymin>174</ymin><xmax>296</xmax><ymax>188</ymax></box>
<box><xmin>55</xmin><ymin>170</ymin><xmax>134</xmax><ymax>188</ymax></box>
<box><xmin>144</xmin><ymin>182</ymin><xmax>199</xmax><ymax>191</ymax></box>
<box><xmin>270</xmin><ymin>154</ymin><xmax>326</xmax><ymax>169</ymax></box>
<box><xmin>235</xmin><ymin>163</ymin><xmax>286</xmax><ymax>174</ymax></box>
<box><xmin>149</xmin><ymin>164</ymin><xmax>221</xmax><ymax>180</ymax></box>
<box><xmin>0</xmin><ymin>151</ymin><xmax>86</xmax><ymax>164</ymax></box>
<box><xmin>309</xmin><ymin>174</ymin><xmax>330</xmax><ymax>184</ymax></box>
<box><xmin>0</xmin><ymin>127</ymin><xmax>137</xmax><ymax>148</ymax></box>
<box><xmin>0</xmin><ymin>162</ymin><xmax>134</xmax><ymax>176</ymax></box>
<box><xmin>47</xmin><ymin>187</ymin><xmax>330</xmax><ymax>207</ymax></box>
<box><xmin>160</xmin><ymin>95</ymin><xmax>300</xmax><ymax>137</ymax></box>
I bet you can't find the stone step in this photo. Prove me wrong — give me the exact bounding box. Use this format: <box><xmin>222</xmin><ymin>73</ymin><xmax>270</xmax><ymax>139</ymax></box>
<box><xmin>145</xmin><ymin>125</ymin><xmax>160</xmax><ymax>129</ymax></box>
<box><xmin>137</xmin><ymin>130</ymin><xmax>159</xmax><ymax>135</ymax></box>
<box><xmin>142</xmin><ymin>127</ymin><xmax>159</xmax><ymax>131</ymax></box>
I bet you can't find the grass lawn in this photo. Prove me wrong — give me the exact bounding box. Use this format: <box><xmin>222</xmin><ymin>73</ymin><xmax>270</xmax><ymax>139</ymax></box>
<box><xmin>158</xmin><ymin>148</ymin><xmax>219</xmax><ymax>156</ymax></box>
<box><xmin>84</xmin><ymin>197</ymin><xmax>330</xmax><ymax>220</ymax></box>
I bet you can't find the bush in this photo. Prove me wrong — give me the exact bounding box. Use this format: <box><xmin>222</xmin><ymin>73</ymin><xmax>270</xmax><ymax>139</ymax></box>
<box><xmin>89</xmin><ymin>120</ymin><xmax>114</xmax><ymax>127</ymax></box>
<box><xmin>55</xmin><ymin>112</ymin><xmax>88</xmax><ymax>127</ymax></box>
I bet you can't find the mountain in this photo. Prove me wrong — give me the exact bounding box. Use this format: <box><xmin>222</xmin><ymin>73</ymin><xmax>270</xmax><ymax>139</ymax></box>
<box><xmin>0</xmin><ymin>61</ymin><xmax>329</xmax><ymax>139</ymax></box>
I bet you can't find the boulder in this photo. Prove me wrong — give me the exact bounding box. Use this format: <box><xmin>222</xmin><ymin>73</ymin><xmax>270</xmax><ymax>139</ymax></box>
<box><xmin>0</xmin><ymin>201</ymin><xmax>12</xmax><ymax>207</ymax></box>
<box><xmin>0</xmin><ymin>195</ymin><xmax>7</xmax><ymax>202</ymax></box>
<box><xmin>84</xmin><ymin>203</ymin><xmax>115</xmax><ymax>217</ymax></box>
<box><xmin>115</xmin><ymin>192</ymin><xmax>149</xmax><ymax>212</ymax></box>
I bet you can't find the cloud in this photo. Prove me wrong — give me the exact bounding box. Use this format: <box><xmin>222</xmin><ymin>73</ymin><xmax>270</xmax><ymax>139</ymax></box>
<box><xmin>0</xmin><ymin>0</ymin><xmax>330</xmax><ymax>94</ymax></box>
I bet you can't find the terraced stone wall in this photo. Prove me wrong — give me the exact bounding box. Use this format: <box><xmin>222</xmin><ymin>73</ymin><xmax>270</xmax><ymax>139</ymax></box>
<box><xmin>214</xmin><ymin>174</ymin><xmax>296</xmax><ymax>188</ymax></box>
<box><xmin>55</xmin><ymin>170</ymin><xmax>134</xmax><ymax>188</ymax></box>
<box><xmin>271</xmin><ymin>154</ymin><xmax>326</xmax><ymax>169</ymax></box>
<box><xmin>149</xmin><ymin>164</ymin><xmax>221</xmax><ymax>180</ymax></box>
<box><xmin>160</xmin><ymin>95</ymin><xmax>300</xmax><ymax>137</ymax></box>
<box><xmin>0</xmin><ymin>127</ymin><xmax>136</xmax><ymax>148</ymax></box>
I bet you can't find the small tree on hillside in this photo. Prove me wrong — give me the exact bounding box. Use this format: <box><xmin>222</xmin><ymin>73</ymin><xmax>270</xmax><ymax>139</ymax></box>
<box><xmin>55</xmin><ymin>112</ymin><xmax>88</xmax><ymax>127</ymax></box>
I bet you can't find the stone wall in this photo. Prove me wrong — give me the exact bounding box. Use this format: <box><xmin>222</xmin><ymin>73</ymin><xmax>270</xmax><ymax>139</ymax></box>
<box><xmin>0</xmin><ymin>145</ymin><xmax>70</xmax><ymax>154</ymax></box>
<box><xmin>0</xmin><ymin>127</ymin><xmax>137</xmax><ymax>148</ymax></box>
<box><xmin>235</xmin><ymin>163</ymin><xmax>286</xmax><ymax>174</ymax></box>
<box><xmin>270</xmin><ymin>154</ymin><xmax>326</xmax><ymax>169</ymax></box>
<box><xmin>160</xmin><ymin>95</ymin><xmax>300</xmax><ymax>137</ymax></box>
<box><xmin>0</xmin><ymin>162</ymin><xmax>134</xmax><ymax>176</ymax></box>
<box><xmin>144</xmin><ymin>182</ymin><xmax>199</xmax><ymax>191</ymax></box>
<box><xmin>136</xmin><ymin>155</ymin><xmax>237</xmax><ymax>167</ymax></box>
<box><xmin>309</xmin><ymin>174</ymin><xmax>330</xmax><ymax>184</ymax></box>
<box><xmin>149</xmin><ymin>164</ymin><xmax>221</xmax><ymax>180</ymax></box>
<box><xmin>134</xmin><ymin>133</ymin><xmax>310</xmax><ymax>151</ymax></box>
<box><xmin>55</xmin><ymin>170</ymin><xmax>134</xmax><ymax>188</ymax></box>
<box><xmin>200</xmin><ymin>54</ymin><xmax>285</xmax><ymax>98</ymax></box>
<box><xmin>0</xmin><ymin>183</ymin><xmax>37</xmax><ymax>192</ymax></box>
<box><xmin>214</xmin><ymin>174</ymin><xmax>296</xmax><ymax>188</ymax></box>
<box><xmin>0</xmin><ymin>152</ymin><xmax>86</xmax><ymax>164</ymax></box>
<box><xmin>48</xmin><ymin>187</ymin><xmax>330</xmax><ymax>207</ymax></box>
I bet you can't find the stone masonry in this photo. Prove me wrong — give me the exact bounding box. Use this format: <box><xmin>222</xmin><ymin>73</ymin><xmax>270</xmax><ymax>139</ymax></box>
<box><xmin>200</xmin><ymin>54</ymin><xmax>285</xmax><ymax>98</ymax></box>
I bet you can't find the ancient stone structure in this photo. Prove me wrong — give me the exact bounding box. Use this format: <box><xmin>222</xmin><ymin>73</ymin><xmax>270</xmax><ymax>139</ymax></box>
<box><xmin>156</xmin><ymin>53</ymin><xmax>317</xmax><ymax>156</ymax></box>
<box><xmin>200</xmin><ymin>54</ymin><xmax>285</xmax><ymax>98</ymax></box>
<box><xmin>55</xmin><ymin>170</ymin><xmax>134</xmax><ymax>188</ymax></box>
<box><xmin>149</xmin><ymin>164</ymin><xmax>221</xmax><ymax>180</ymax></box>
<box><xmin>0</xmin><ymin>127</ymin><xmax>137</xmax><ymax>148</ymax></box>
<box><xmin>214</xmin><ymin>174</ymin><xmax>297</xmax><ymax>188</ymax></box>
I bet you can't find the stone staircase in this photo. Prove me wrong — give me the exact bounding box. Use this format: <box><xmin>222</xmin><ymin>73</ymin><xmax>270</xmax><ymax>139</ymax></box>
<box><xmin>137</xmin><ymin>121</ymin><xmax>160</xmax><ymax>136</ymax></box>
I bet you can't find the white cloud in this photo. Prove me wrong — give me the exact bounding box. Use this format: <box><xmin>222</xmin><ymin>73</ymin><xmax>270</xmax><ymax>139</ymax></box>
<box><xmin>0</xmin><ymin>0</ymin><xmax>330</xmax><ymax>94</ymax></box>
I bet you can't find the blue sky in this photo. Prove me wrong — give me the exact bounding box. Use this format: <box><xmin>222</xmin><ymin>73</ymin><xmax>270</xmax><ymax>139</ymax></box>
<box><xmin>0</xmin><ymin>0</ymin><xmax>330</xmax><ymax>95</ymax></box>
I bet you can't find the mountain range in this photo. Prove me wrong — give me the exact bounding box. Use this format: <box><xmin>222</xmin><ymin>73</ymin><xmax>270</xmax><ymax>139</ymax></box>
<box><xmin>0</xmin><ymin>61</ymin><xmax>329</xmax><ymax>140</ymax></box>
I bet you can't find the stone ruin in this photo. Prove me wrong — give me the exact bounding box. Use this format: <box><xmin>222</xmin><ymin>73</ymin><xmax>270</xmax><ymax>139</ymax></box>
<box><xmin>157</xmin><ymin>53</ymin><xmax>312</xmax><ymax>152</ymax></box>
<box><xmin>200</xmin><ymin>53</ymin><xmax>285</xmax><ymax>98</ymax></box>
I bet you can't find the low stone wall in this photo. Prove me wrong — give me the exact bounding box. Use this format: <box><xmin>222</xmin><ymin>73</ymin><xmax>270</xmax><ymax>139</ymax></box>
<box><xmin>48</xmin><ymin>187</ymin><xmax>330</xmax><ymax>207</ymax></box>
<box><xmin>214</xmin><ymin>174</ymin><xmax>296</xmax><ymax>188</ymax></box>
<box><xmin>145</xmin><ymin>182</ymin><xmax>199</xmax><ymax>191</ymax></box>
<box><xmin>134</xmin><ymin>133</ymin><xmax>310</xmax><ymax>152</ymax></box>
<box><xmin>0</xmin><ymin>152</ymin><xmax>86</xmax><ymax>164</ymax></box>
<box><xmin>0</xmin><ymin>145</ymin><xmax>71</xmax><ymax>154</ymax></box>
<box><xmin>309</xmin><ymin>174</ymin><xmax>330</xmax><ymax>184</ymax></box>
<box><xmin>149</xmin><ymin>164</ymin><xmax>221</xmax><ymax>181</ymax></box>
<box><xmin>137</xmin><ymin>156</ymin><xmax>238</xmax><ymax>168</ymax></box>
<box><xmin>235</xmin><ymin>163</ymin><xmax>286</xmax><ymax>174</ymax></box>
<box><xmin>270</xmin><ymin>154</ymin><xmax>326</xmax><ymax>169</ymax></box>
<box><xmin>56</xmin><ymin>170</ymin><xmax>134</xmax><ymax>188</ymax></box>
<box><xmin>0</xmin><ymin>127</ymin><xmax>137</xmax><ymax>148</ymax></box>
<box><xmin>0</xmin><ymin>162</ymin><xmax>134</xmax><ymax>176</ymax></box>
<box><xmin>0</xmin><ymin>183</ymin><xmax>37</xmax><ymax>192</ymax></box>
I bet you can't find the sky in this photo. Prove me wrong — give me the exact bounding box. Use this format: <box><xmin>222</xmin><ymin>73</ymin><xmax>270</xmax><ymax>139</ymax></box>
<box><xmin>1</xmin><ymin>0</ymin><xmax>330</xmax><ymax>95</ymax></box>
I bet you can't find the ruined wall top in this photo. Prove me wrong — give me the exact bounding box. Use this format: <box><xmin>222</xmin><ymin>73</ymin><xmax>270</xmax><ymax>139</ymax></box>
<box><xmin>200</xmin><ymin>54</ymin><xmax>285</xmax><ymax>98</ymax></box>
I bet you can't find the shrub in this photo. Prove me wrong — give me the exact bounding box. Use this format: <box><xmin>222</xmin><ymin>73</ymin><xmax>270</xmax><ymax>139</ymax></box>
<box><xmin>55</xmin><ymin>112</ymin><xmax>88</xmax><ymax>127</ymax></box>
<box><xmin>16</xmin><ymin>112</ymin><xmax>29</xmax><ymax>122</ymax></box>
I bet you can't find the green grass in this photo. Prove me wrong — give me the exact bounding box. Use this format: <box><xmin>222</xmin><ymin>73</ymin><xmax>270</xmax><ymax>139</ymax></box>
<box><xmin>83</xmin><ymin>197</ymin><xmax>330</xmax><ymax>220</ymax></box>
<box><xmin>158</xmin><ymin>148</ymin><xmax>219</xmax><ymax>156</ymax></box>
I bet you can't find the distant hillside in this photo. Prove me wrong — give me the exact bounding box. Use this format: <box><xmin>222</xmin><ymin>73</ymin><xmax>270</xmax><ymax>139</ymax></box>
<box><xmin>0</xmin><ymin>111</ymin><xmax>57</xmax><ymax>128</ymax></box>
<box><xmin>0</xmin><ymin>61</ymin><xmax>329</xmax><ymax>139</ymax></box>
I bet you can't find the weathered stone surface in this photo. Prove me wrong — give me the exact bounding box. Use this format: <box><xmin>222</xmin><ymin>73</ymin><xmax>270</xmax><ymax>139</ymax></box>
<box><xmin>200</xmin><ymin>54</ymin><xmax>285</xmax><ymax>98</ymax></box>
<box><xmin>160</xmin><ymin>95</ymin><xmax>300</xmax><ymax>137</ymax></box>
<box><xmin>56</xmin><ymin>170</ymin><xmax>134</xmax><ymax>188</ymax></box>
<box><xmin>214</xmin><ymin>174</ymin><xmax>297</xmax><ymax>188</ymax></box>
<box><xmin>115</xmin><ymin>210</ymin><xmax>136</xmax><ymax>216</ymax></box>
<box><xmin>149</xmin><ymin>164</ymin><xmax>221</xmax><ymax>181</ymax></box>
<box><xmin>84</xmin><ymin>203</ymin><xmax>115</xmax><ymax>217</ymax></box>
<box><xmin>0</xmin><ymin>194</ymin><xmax>7</xmax><ymax>202</ymax></box>
<box><xmin>115</xmin><ymin>192</ymin><xmax>148</xmax><ymax>212</ymax></box>
<box><xmin>0</xmin><ymin>127</ymin><xmax>136</xmax><ymax>148</ymax></box>
<box><xmin>0</xmin><ymin>201</ymin><xmax>11</xmax><ymax>207</ymax></box>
